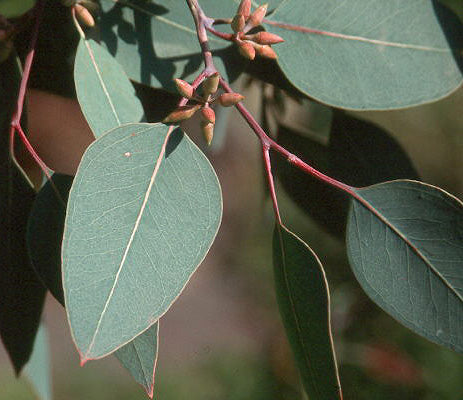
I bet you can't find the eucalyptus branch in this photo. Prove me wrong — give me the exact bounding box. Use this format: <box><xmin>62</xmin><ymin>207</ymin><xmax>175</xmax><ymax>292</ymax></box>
<box><xmin>9</xmin><ymin>0</ymin><xmax>52</xmax><ymax>181</ymax></box>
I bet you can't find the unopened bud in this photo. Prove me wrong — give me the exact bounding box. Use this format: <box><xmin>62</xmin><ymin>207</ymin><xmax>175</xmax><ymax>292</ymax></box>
<box><xmin>255</xmin><ymin>44</ymin><xmax>277</xmax><ymax>59</ymax></box>
<box><xmin>201</xmin><ymin>121</ymin><xmax>214</xmax><ymax>146</ymax></box>
<box><xmin>244</xmin><ymin>3</ymin><xmax>268</xmax><ymax>33</ymax></box>
<box><xmin>219</xmin><ymin>93</ymin><xmax>245</xmax><ymax>107</ymax></box>
<box><xmin>163</xmin><ymin>105</ymin><xmax>201</xmax><ymax>123</ymax></box>
<box><xmin>231</xmin><ymin>14</ymin><xmax>245</xmax><ymax>33</ymax></box>
<box><xmin>238</xmin><ymin>41</ymin><xmax>256</xmax><ymax>60</ymax></box>
<box><xmin>74</xmin><ymin>3</ymin><xmax>95</xmax><ymax>28</ymax></box>
<box><xmin>174</xmin><ymin>78</ymin><xmax>194</xmax><ymax>99</ymax></box>
<box><xmin>245</xmin><ymin>31</ymin><xmax>284</xmax><ymax>45</ymax></box>
<box><xmin>237</xmin><ymin>0</ymin><xmax>252</xmax><ymax>19</ymax></box>
<box><xmin>202</xmin><ymin>72</ymin><xmax>220</xmax><ymax>98</ymax></box>
<box><xmin>201</xmin><ymin>107</ymin><xmax>216</xmax><ymax>124</ymax></box>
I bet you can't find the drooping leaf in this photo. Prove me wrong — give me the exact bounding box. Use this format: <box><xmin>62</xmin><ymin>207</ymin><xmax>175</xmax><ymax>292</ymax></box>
<box><xmin>114</xmin><ymin>323</ymin><xmax>159</xmax><ymax>398</ymax></box>
<box><xmin>0</xmin><ymin>53</ymin><xmax>46</xmax><ymax>374</ymax></box>
<box><xmin>265</xmin><ymin>0</ymin><xmax>463</xmax><ymax>110</ymax></box>
<box><xmin>24</xmin><ymin>322</ymin><xmax>52</xmax><ymax>400</ymax></box>
<box><xmin>347</xmin><ymin>180</ymin><xmax>463</xmax><ymax>352</ymax></box>
<box><xmin>27</xmin><ymin>173</ymin><xmax>160</xmax><ymax>397</ymax></box>
<box><xmin>97</xmin><ymin>0</ymin><xmax>245</xmax><ymax>90</ymax></box>
<box><xmin>273</xmin><ymin>225</ymin><xmax>342</xmax><ymax>399</ymax></box>
<box><xmin>0</xmin><ymin>0</ymin><xmax>35</xmax><ymax>18</ymax></box>
<box><xmin>74</xmin><ymin>39</ymin><xmax>145</xmax><ymax>138</ymax></box>
<box><xmin>62</xmin><ymin>123</ymin><xmax>222</xmax><ymax>361</ymax></box>
<box><xmin>27</xmin><ymin>174</ymin><xmax>73</xmax><ymax>303</ymax></box>
<box><xmin>275</xmin><ymin>110</ymin><xmax>419</xmax><ymax>237</ymax></box>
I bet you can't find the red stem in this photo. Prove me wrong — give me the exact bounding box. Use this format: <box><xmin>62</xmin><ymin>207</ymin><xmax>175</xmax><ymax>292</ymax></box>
<box><xmin>219</xmin><ymin>78</ymin><xmax>355</xmax><ymax>196</ymax></box>
<box><xmin>262</xmin><ymin>144</ymin><xmax>282</xmax><ymax>224</ymax></box>
<box><xmin>10</xmin><ymin>0</ymin><xmax>51</xmax><ymax>179</ymax></box>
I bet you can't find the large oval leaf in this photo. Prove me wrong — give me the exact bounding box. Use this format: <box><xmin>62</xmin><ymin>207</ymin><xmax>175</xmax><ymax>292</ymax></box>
<box><xmin>74</xmin><ymin>39</ymin><xmax>144</xmax><ymax>138</ymax></box>
<box><xmin>265</xmin><ymin>0</ymin><xmax>462</xmax><ymax>110</ymax></box>
<box><xmin>62</xmin><ymin>123</ymin><xmax>222</xmax><ymax>361</ymax></box>
<box><xmin>347</xmin><ymin>180</ymin><xmax>463</xmax><ymax>352</ymax></box>
<box><xmin>273</xmin><ymin>225</ymin><xmax>342</xmax><ymax>399</ymax></box>
<box><xmin>27</xmin><ymin>175</ymin><xmax>159</xmax><ymax>397</ymax></box>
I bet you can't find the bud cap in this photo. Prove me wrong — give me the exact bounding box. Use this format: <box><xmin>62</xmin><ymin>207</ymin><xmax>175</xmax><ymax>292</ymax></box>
<box><xmin>163</xmin><ymin>105</ymin><xmax>201</xmax><ymax>123</ymax></box>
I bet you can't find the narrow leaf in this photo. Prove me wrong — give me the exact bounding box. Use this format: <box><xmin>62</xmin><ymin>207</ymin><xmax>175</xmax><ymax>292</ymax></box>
<box><xmin>27</xmin><ymin>173</ymin><xmax>160</xmax><ymax>397</ymax></box>
<box><xmin>74</xmin><ymin>39</ymin><xmax>144</xmax><ymax>138</ymax></box>
<box><xmin>24</xmin><ymin>322</ymin><xmax>52</xmax><ymax>400</ymax></box>
<box><xmin>62</xmin><ymin>123</ymin><xmax>222</xmax><ymax>361</ymax></box>
<box><xmin>266</xmin><ymin>0</ymin><xmax>462</xmax><ymax>109</ymax></box>
<box><xmin>0</xmin><ymin>53</ymin><xmax>46</xmax><ymax>374</ymax></box>
<box><xmin>347</xmin><ymin>180</ymin><xmax>463</xmax><ymax>352</ymax></box>
<box><xmin>273</xmin><ymin>225</ymin><xmax>342</xmax><ymax>399</ymax></box>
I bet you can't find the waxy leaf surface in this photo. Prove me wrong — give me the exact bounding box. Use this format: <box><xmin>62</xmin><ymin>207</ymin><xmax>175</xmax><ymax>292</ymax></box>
<box><xmin>266</xmin><ymin>0</ymin><xmax>462</xmax><ymax>109</ymax></box>
<box><xmin>24</xmin><ymin>323</ymin><xmax>52</xmax><ymax>400</ymax></box>
<box><xmin>347</xmin><ymin>180</ymin><xmax>463</xmax><ymax>352</ymax></box>
<box><xmin>28</xmin><ymin>177</ymin><xmax>159</xmax><ymax>397</ymax></box>
<box><xmin>273</xmin><ymin>225</ymin><xmax>342</xmax><ymax>400</ymax></box>
<box><xmin>0</xmin><ymin>54</ymin><xmax>46</xmax><ymax>374</ymax></box>
<box><xmin>62</xmin><ymin>123</ymin><xmax>222</xmax><ymax>360</ymax></box>
<box><xmin>74</xmin><ymin>39</ymin><xmax>144</xmax><ymax>138</ymax></box>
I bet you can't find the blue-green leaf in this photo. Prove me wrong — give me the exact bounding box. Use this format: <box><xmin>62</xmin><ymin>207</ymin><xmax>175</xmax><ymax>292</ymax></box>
<box><xmin>347</xmin><ymin>180</ymin><xmax>463</xmax><ymax>352</ymax></box>
<box><xmin>266</xmin><ymin>0</ymin><xmax>462</xmax><ymax>110</ymax></box>
<box><xmin>62</xmin><ymin>123</ymin><xmax>222</xmax><ymax>361</ymax></box>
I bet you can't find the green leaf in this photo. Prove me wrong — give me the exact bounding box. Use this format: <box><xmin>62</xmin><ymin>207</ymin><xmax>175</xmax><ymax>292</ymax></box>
<box><xmin>24</xmin><ymin>322</ymin><xmax>52</xmax><ymax>400</ymax></box>
<box><xmin>265</xmin><ymin>0</ymin><xmax>463</xmax><ymax>110</ymax></box>
<box><xmin>347</xmin><ymin>180</ymin><xmax>463</xmax><ymax>352</ymax></box>
<box><xmin>0</xmin><ymin>0</ymin><xmax>35</xmax><ymax>18</ymax></box>
<box><xmin>0</xmin><ymin>53</ymin><xmax>46</xmax><ymax>374</ymax></box>
<box><xmin>114</xmin><ymin>323</ymin><xmax>159</xmax><ymax>398</ymax></box>
<box><xmin>74</xmin><ymin>39</ymin><xmax>145</xmax><ymax>138</ymax></box>
<box><xmin>62</xmin><ymin>123</ymin><xmax>222</xmax><ymax>361</ymax></box>
<box><xmin>273</xmin><ymin>225</ymin><xmax>342</xmax><ymax>399</ymax></box>
<box><xmin>98</xmin><ymin>0</ymin><xmax>245</xmax><ymax>90</ymax></box>
<box><xmin>27</xmin><ymin>174</ymin><xmax>160</xmax><ymax>397</ymax></box>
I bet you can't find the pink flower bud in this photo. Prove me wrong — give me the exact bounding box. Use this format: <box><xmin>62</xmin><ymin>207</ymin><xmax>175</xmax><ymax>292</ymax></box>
<box><xmin>219</xmin><ymin>93</ymin><xmax>245</xmax><ymax>107</ymax></box>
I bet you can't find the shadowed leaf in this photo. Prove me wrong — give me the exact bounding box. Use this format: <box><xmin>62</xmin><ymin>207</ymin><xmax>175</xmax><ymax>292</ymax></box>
<box><xmin>0</xmin><ymin>53</ymin><xmax>46</xmax><ymax>375</ymax></box>
<box><xmin>275</xmin><ymin>110</ymin><xmax>419</xmax><ymax>238</ymax></box>
<box><xmin>273</xmin><ymin>225</ymin><xmax>342</xmax><ymax>399</ymax></box>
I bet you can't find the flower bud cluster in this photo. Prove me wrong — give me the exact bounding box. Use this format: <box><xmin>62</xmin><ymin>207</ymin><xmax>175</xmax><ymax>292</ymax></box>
<box><xmin>231</xmin><ymin>0</ymin><xmax>284</xmax><ymax>60</ymax></box>
<box><xmin>163</xmin><ymin>73</ymin><xmax>244</xmax><ymax>145</ymax></box>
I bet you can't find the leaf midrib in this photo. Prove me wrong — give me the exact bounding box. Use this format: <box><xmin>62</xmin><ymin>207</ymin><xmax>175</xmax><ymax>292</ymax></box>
<box><xmin>84</xmin><ymin>126</ymin><xmax>172</xmax><ymax>358</ymax></box>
